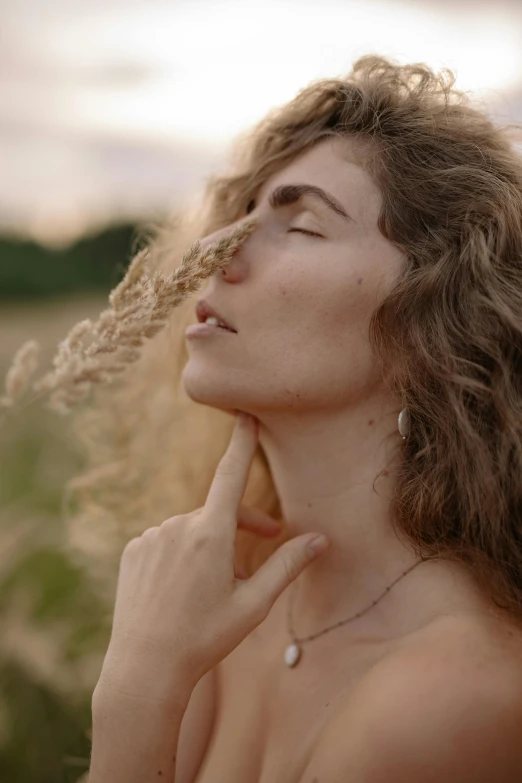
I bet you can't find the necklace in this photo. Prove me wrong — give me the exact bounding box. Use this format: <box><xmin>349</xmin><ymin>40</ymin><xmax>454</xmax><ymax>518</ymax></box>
<box><xmin>284</xmin><ymin>557</ymin><xmax>428</xmax><ymax>667</ymax></box>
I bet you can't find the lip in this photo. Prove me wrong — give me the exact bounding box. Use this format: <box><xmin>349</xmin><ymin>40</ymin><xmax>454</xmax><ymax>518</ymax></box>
<box><xmin>195</xmin><ymin>299</ymin><xmax>237</xmax><ymax>332</ymax></box>
<box><xmin>185</xmin><ymin>322</ymin><xmax>238</xmax><ymax>337</ymax></box>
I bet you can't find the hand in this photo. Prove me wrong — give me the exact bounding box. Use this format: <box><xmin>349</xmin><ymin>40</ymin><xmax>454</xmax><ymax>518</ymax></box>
<box><xmin>98</xmin><ymin>413</ymin><xmax>330</xmax><ymax>696</ymax></box>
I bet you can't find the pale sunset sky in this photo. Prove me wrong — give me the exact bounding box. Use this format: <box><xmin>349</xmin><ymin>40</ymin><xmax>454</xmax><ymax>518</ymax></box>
<box><xmin>1</xmin><ymin>0</ymin><xmax>521</xmax><ymax>246</ymax></box>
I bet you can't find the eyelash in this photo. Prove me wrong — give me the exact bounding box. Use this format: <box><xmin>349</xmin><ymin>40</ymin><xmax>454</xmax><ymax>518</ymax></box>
<box><xmin>288</xmin><ymin>228</ymin><xmax>323</xmax><ymax>238</ymax></box>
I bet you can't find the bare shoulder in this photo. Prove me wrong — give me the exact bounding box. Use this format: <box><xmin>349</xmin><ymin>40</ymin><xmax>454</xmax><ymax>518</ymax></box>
<box><xmin>301</xmin><ymin>613</ymin><xmax>522</xmax><ymax>783</ymax></box>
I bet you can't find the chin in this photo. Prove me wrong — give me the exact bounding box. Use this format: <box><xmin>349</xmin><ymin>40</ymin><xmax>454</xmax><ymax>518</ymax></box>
<box><xmin>181</xmin><ymin>370</ymin><xmax>241</xmax><ymax>418</ymax></box>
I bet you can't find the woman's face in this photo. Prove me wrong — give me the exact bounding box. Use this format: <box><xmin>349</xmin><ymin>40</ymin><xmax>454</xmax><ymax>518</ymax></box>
<box><xmin>182</xmin><ymin>136</ymin><xmax>405</xmax><ymax>415</ymax></box>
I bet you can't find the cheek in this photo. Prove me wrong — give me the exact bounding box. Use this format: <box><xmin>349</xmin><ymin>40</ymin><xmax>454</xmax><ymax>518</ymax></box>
<box><xmin>300</xmin><ymin>274</ymin><xmax>379</xmax><ymax>377</ymax></box>
<box><xmin>263</xmin><ymin>264</ymin><xmax>370</xmax><ymax>346</ymax></box>
<box><xmin>256</xmin><ymin>279</ymin><xmax>373</xmax><ymax>379</ymax></box>
<box><xmin>304</xmin><ymin>271</ymin><xmax>374</xmax><ymax>341</ymax></box>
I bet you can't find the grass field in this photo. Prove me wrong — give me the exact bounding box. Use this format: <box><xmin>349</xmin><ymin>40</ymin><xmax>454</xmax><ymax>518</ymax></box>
<box><xmin>0</xmin><ymin>294</ymin><xmax>116</xmax><ymax>783</ymax></box>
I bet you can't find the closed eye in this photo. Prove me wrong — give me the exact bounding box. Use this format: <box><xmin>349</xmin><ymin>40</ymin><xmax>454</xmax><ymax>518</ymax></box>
<box><xmin>288</xmin><ymin>228</ymin><xmax>324</xmax><ymax>238</ymax></box>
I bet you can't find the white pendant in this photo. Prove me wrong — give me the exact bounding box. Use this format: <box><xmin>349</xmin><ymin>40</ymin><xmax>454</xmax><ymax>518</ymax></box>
<box><xmin>284</xmin><ymin>643</ymin><xmax>301</xmax><ymax>667</ymax></box>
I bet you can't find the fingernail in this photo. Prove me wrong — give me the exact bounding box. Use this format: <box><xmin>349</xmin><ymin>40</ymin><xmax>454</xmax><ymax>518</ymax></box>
<box><xmin>306</xmin><ymin>535</ymin><xmax>330</xmax><ymax>557</ymax></box>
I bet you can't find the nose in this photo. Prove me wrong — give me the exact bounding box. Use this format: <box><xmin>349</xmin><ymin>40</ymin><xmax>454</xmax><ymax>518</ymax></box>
<box><xmin>199</xmin><ymin>221</ymin><xmax>247</xmax><ymax>283</ymax></box>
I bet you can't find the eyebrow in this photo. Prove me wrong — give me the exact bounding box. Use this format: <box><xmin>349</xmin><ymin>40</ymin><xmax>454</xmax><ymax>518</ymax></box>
<box><xmin>267</xmin><ymin>183</ymin><xmax>353</xmax><ymax>224</ymax></box>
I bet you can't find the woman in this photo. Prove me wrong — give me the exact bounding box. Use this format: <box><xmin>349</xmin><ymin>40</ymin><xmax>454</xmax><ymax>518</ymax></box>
<box><xmin>84</xmin><ymin>56</ymin><xmax>522</xmax><ymax>782</ymax></box>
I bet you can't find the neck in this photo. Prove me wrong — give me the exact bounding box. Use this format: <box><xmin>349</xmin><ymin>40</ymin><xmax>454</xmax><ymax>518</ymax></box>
<box><xmin>256</xmin><ymin>395</ymin><xmax>426</xmax><ymax>638</ymax></box>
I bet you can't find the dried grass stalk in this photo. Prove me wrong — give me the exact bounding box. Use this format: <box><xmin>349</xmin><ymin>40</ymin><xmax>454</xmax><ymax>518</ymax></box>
<box><xmin>0</xmin><ymin>340</ymin><xmax>40</xmax><ymax>408</ymax></box>
<box><xmin>0</xmin><ymin>215</ymin><xmax>258</xmax><ymax>418</ymax></box>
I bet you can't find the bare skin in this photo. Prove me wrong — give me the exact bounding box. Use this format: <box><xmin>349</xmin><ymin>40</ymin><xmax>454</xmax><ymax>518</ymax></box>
<box><xmin>183</xmin><ymin>136</ymin><xmax>495</xmax><ymax>638</ymax></box>
<box><xmin>181</xmin><ymin>136</ymin><xmax>522</xmax><ymax>780</ymax></box>
<box><xmin>193</xmin><ymin>598</ymin><xmax>522</xmax><ymax>783</ymax></box>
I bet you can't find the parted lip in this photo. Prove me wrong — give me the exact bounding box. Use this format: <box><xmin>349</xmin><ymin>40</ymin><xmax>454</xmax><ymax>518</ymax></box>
<box><xmin>195</xmin><ymin>299</ymin><xmax>237</xmax><ymax>332</ymax></box>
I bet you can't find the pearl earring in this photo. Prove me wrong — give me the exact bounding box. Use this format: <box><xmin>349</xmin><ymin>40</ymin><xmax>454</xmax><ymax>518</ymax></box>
<box><xmin>398</xmin><ymin>407</ymin><xmax>410</xmax><ymax>439</ymax></box>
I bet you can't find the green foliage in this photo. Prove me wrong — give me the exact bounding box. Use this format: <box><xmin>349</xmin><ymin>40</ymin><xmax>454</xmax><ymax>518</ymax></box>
<box><xmin>0</xmin><ymin>660</ymin><xmax>93</xmax><ymax>783</ymax></box>
<box><xmin>0</xmin><ymin>223</ymin><xmax>142</xmax><ymax>301</ymax></box>
<box><xmin>0</xmin><ymin>305</ymin><xmax>118</xmax><ymax>782</ymax></box>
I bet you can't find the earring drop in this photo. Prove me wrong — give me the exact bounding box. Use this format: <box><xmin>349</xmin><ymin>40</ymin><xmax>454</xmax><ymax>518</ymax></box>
<box><xmin>398</xmin><ymin>407</ymin><xmax>410</xmax><ymax>439</ymax></box>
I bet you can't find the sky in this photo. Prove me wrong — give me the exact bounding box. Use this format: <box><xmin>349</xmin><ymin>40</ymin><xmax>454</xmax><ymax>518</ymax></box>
<box><xmin>2</xmin><ymin>0</ymin><xmax>522</xmax><ymax>247</ymax></box>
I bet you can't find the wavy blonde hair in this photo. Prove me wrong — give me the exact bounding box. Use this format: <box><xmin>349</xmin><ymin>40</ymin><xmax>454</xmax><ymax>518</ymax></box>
<box><xmin>65</xmin><ymin>55</ymin><xmax>522</xmax><ymax>619</ymax></box>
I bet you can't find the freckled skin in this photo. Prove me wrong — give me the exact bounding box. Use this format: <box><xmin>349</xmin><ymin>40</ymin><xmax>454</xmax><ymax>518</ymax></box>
<box><xmin>181</xmin><ymin>135</ymin><xmax>475</xmax><ymax>643</ymax></box>
<box><xmin>176</xmin><ymin>140</ymin><xmax>521</xmax><ymax>783</ymax></box>
<box><xmin>183</xmin><ymin>136</ymin><xmax>402</xmax><ymax>419</ymax></box>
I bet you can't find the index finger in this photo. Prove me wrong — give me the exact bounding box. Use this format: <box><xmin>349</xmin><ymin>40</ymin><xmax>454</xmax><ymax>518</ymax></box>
<box><xmin>203</xmin><ymin>413</ymin><xmax>259</xmax><ymax>526</ymax></box>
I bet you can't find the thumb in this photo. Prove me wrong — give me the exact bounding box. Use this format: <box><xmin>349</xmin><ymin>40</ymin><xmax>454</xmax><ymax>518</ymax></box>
<box><xmin>241</xmin><ymin>534</ymin><xmax>330</xmax><ymax>619</ymax></box>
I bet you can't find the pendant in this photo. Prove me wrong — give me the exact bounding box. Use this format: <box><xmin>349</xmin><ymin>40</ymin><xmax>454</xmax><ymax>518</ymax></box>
<box><xmin>284</xmin><ymin>643</ymin><xmax>301</xmax><ymax>667</ymax></box>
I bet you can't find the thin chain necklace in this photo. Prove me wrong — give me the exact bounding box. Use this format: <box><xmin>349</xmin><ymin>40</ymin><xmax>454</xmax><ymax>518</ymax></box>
<box><xmin>284</xmin><ymin>557</ymin><xmax>429</xmax><ymax>667</ymax></box>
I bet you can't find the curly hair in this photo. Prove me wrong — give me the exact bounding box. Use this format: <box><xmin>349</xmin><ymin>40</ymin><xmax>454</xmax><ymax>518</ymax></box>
<box><xmin>65</xmin><ymin>55</ymin><xmax>522</xmax><ymax>621</ymax></box>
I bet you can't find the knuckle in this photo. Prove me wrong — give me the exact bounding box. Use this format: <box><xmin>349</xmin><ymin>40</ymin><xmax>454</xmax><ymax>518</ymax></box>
<box><xmin>282</xmin><ymin>552</ymin><xmax>301</xmax><ymax>584</ymax></box>
<box><xmin>239</xmin><ymin>585</ymin><xmax>270</xmax><ymax>624</ymax></box>
<box><xmin>253</xmin><ymin>591</ymin><xmax>273</xmax><ymax>624</ymax></box>
<box><xmin>160</xmin><ymin>513</ymin><xmax>209</xmax><ymax>548</ymax></box>
<box><xmin>159</xmin><ymin>512</ymin><xmax>200</xmax><ymax>532</ymax></box>
<box><xmin>187</xmin><ymin>518</ymin><xmax>213</xmax><ymax>549</ymax></box>
<box><xmin>159</xmin><ymin>519</ymin><xmax>179</xmax><ymax>534</ymax></box>
<box><xmin>141</xmin><ymin>526</ymin><xmax>160</xmax><ymax>540</ymax></box>
<box><xmin>158</xmin><ymin>511</ymin><xmax>211</xmax><ymax>546</ymax></box>
<box><xmin>122</xmin><ymin>536</ymin><xmax>141</xmax><ymax>555</ymax></box>
<box><xmin>161</xmin><ymin>513</ymin><xmax>188</xmax><ymax>527</ymax></box>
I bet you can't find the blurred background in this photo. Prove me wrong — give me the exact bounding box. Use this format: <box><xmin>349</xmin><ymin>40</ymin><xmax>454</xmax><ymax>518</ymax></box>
<box><xmin>1</xmin><ymin>0</ymin><xmax>521</xmax><ymax>780</ymax></box>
